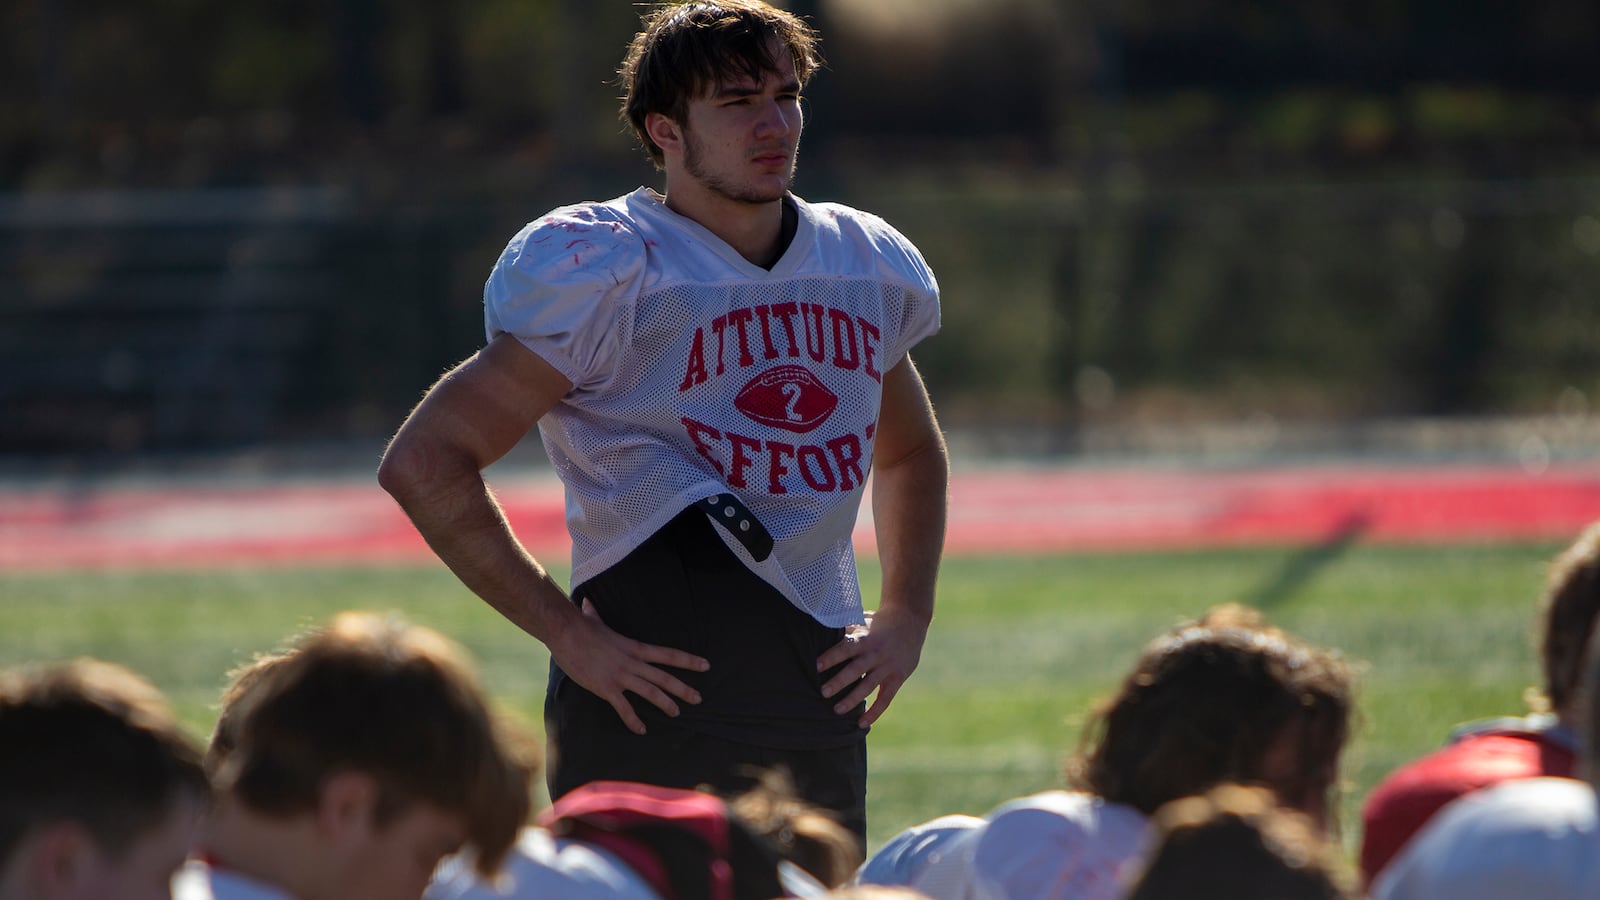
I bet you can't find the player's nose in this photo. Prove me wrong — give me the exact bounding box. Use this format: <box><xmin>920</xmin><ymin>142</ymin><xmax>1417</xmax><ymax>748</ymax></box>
<box><xmin>754</xmin><ymin>98</ymin><xmax>799</xmax><ymax>140</ymax></box>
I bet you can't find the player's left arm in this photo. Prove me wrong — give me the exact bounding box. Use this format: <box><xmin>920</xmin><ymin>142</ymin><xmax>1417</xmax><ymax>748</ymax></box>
<box><xmin>818</xmin><ymin>355</ymin><xmax>948</xmax><ymax>727</ymax></box>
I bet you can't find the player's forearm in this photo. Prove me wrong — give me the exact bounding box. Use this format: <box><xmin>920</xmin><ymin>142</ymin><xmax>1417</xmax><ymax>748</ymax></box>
<box><xmin>378</xmin><ymin>438</ymin><xmax>579</xmax><ymax>648</ymax></box>
<box><xmin>870</xmin><ymin>438</ymin><xmax>948</xmax><ymax>622</ymax></box>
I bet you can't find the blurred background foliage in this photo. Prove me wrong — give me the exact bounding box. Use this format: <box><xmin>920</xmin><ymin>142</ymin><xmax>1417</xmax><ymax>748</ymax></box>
<box><xmin>3</xmin><ymin>0</ymin><xmax>1600</xmax><ymax>456</ymax></box>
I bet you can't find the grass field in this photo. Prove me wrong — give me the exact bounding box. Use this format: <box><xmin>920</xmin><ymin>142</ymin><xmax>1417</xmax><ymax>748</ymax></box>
<box><xmin>0</xmin><ymin>538</ymin><xmax>1562</xmax><ymax>854</ymax></box>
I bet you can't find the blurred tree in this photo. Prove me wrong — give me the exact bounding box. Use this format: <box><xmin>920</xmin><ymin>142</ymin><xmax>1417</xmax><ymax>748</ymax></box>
<box><xmin>6</xmin><ymin>0</ymin><xmax>1600</xmax><ymax>447</ymax></box>
<box><xmin>6</xmin><ymin>0</ymin><xmax>1600</xmax><ymax>188</ymax></box>
<box><xmin>332</xmin><ymin>0</ymin><xmax>385</xmax><ymax>125</ymax></box>
<box><xmin>419</xmin><ymin>1</ymin><xmax>465</xmax><ymax>117</ymax></box>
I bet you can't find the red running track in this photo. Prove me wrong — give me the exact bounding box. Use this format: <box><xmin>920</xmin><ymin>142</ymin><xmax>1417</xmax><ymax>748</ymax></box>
<box><xmin>2</xmin><ymin>462</ymin><xmax>1599</xmax><ymax>572</ymax></box>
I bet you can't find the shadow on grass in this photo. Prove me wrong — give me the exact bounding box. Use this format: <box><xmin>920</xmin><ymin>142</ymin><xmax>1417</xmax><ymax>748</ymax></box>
<box><xmin>1247</xmin><ymin>511</ymin><xmax>1372</xmax><ymax>609</ymax></box>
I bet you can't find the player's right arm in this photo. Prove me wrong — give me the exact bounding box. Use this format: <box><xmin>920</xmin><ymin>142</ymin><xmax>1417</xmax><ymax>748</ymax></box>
<box><xmin>377</xmin><ymin>334</ymin><xmax>707</xmax><ymax>734</ymax></box>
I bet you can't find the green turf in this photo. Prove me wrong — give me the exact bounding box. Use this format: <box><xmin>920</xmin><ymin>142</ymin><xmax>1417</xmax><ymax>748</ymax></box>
<box><xmin>0</xmin><ymin>538</ymin><xmax>1560</xmax><ymax>854</ymax></box>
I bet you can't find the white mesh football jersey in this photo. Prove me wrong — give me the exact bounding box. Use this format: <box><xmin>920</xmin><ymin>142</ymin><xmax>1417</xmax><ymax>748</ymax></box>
<box><xmin>485</xmin><ymin>187</ymin><xmax>940</xmax><ymax>627</ymax></box>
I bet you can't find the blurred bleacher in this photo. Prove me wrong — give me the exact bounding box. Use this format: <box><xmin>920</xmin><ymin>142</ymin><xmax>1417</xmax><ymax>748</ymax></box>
<box><xmin>4</xmin><ymin>177</ymin><xmax>1599</xmax><ymax>475</ymax></box>
<box><xmin>0</xmin><ymin>188</ymin><xmax>350</xmax><ymax>452</ymax></box>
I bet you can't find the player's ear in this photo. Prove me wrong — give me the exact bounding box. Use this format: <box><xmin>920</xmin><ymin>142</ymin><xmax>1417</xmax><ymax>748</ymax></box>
<box><xmin>29</xmin><ymin>821</ymin><xmax>96</xmax><ymax>894</ymax></box>
<box><xmin>317</xmin><ymin>770</ymin><xmax>381</xmax><ymax>843</ymax></box>
<box><xmin>645</xmin><ymin>112</ymin><xmax>685</xmax><ymax>157</ymax></box>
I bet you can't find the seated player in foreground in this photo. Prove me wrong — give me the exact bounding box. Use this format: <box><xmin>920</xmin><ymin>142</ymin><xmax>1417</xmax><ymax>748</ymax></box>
<box><xmin>1120</xmin><ymin>783</ymin><xmax>1359</xmax><ymax>900</ymax></box>
<box><xmin>0</xmin><ymin>658</ymin><xmax>208</xmax><ymax>900</ymax></box>
<box><xmin>425</xmin><ymin>768</ymin><xmax>862</xmax><ymax>899</ymax></box>
<box><xmin>1359</xmin><ymin>519</ymin><xmax>1600</xmax><ymax>886</ymax></box>
<box><xmin>173</xmin><ymin>610</ymin><xmax>533</xmax><ymax>900</ymax></box>
<box><xmin>856</xmin><ymin>604</ymin><xmax>1355</xmax><ymax>900</ymax></box>
<box><xmin>1371</xmin><ymin>622</ymin><xmax>1600</xmax><ymax>900</ymax></box>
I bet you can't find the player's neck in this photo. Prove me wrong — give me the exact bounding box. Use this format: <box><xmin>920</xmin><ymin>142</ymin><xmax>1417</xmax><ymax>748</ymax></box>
<box><xmin>662</xmin><ymin>182</ymin><xmax>791</xmax><ymax>269</ymax></box>
<box><xmin>200</xmin><ymin>800</ymin><xmax>322</xmax><ymax>897</ymax></box>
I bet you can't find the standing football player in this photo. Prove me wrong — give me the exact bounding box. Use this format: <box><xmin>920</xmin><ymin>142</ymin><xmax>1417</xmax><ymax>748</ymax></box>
<box><xmin>378</xmin><ymin>0</ymin><xmax>947</xmax><ymax>843</ymax></box>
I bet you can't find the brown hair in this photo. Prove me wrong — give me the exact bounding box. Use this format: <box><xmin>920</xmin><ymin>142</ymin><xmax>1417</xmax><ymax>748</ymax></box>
<box><xmin>1064</xmin><ymin>605</ymin><xmax>1355</xmax><ymax>820</ymax></box>
<box><xmin>1534</xmin><ymin>521</ymin><xmax>1600</xmax><ymax>714</ymax></box>
<box><xmin>0</xmin><ymin>659</ymin><xmax>208</xmax><ymax>864</ymax></box>
<box><xmin>726</xmin><ymin>768</ymin><xmax>863</xmax><ymax>889</ymax></box>
<box><xmin>1124</xmin><ymin>784</ymin><xmax>1358</xmax><ymax>900</ymax></box>
<box><xmin>214</xmin><ymin>611</ymin><xmax>536</xmax><ymax>875</ymax></box>
<box><xmin>205</xmin><ymin>649</ymin><xmax>293</xmax><ymax>776</ymax></box>
<box><xmin>619</xmin><ymin>0</ymin><xmax>822</xmax><ymax>167</ymax></box>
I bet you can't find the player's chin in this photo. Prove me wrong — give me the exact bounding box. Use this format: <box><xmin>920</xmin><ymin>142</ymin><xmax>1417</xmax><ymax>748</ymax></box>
<box><xmin>742</xmin><ymin>181</ymin><xmax>791</xmax><ymax>204</ymax></box>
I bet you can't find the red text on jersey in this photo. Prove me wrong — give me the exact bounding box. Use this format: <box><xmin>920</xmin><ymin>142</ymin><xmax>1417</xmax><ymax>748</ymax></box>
<box><xmin>679</xmin><ymin>302</ymin><xmax>882</xmax><ymax>392</ymax></box>
<box><xmin>682</xmin><ymin>417</ymin><xmax>877</xmax><ymax>495</ymax></box>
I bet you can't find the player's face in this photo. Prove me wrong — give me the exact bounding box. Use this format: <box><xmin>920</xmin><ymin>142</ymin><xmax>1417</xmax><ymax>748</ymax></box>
<box><xmin>680</xmin><ymin>49</ymin><xmax>803</xmax><ymax>205</ymax></box>
<box><xmin>327</xmin><ymin>802</ymin><xmax>468</xmax><ymax>900</ymax></box>
<box><xmin>66</xmin><ymin>793</ymin><xmax>204</xmax><ymax>900</ymax></box>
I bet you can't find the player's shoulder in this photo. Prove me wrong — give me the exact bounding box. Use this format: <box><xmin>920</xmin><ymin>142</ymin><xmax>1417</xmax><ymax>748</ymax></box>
<box><xmin>427</xmin><ymin>827</ymin><xmax>660</xmax><ymax>900</ymax></box>
<box><xmin>795</xmin><ymin>196</ymin><xmax>937</xmax><ymax>290</ymax></box>
<box><xmin>800</xmin><ymin>197</ymin><xmax>914</xmax><ymax>248</ymax></box>
<box><xmin>856</xmin><ymin>813</ymin><xmax>986</xmax><ymax>887</ymax></box>
<box><xmin>172</xmin><ymin>860</ymin><xmax>291</xmax><ymax>900</ymax></box>
<box><xmin>1455</xmin><ymin>776</ymin><xmax>1599</xmax><ymax>828</ymax></box>
<box><xmin>170</xmin><ymin>862</ymin><xmax>217</xmax><ymax>900</ymax></box>
<box><xmin>1449</xmin><ymin>712</ymin><xmax>1580</xmax><ymax>751</ymax></box>
<box><xmin>501</xmin><ymin>194</ymin><xmax>647</xmax><ymax>273</ymax></box>
<box><xmin>519</xmin><ymin>193</ymin><xmax>640</xmax><ymax>236</ymax></box>
<box><xmin>967</xmin><ymin>791</ymin><xmax>1151</xmax><ymax>900</ymax></box>
<box><xmin>1373</xmin><ymin>778</ymin><xmax>1600</xmax><ymax>900</ymax></box>
<box><xmin>974</xmin><ymin>790</ymin><xmax>1149</xmax><ymax>867</ymax></box>
<box><xmin>1373</xmin><ymin>723</ymin><xmax>1570</xmax><ymax>799</ymax></box>
<box><xmin>985</xmin><ymin>789</ymin><xmax>1146</xmax><ymax>834</ymax></box>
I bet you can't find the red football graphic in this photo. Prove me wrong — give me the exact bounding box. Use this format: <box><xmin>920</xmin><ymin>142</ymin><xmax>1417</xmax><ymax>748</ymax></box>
<box><xmin>734</xmin><ymin>365</ymin><xmax>839</xmax><ymax>433</ymax></box>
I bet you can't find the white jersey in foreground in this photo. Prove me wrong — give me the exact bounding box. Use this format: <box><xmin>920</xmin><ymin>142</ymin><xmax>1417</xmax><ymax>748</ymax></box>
<box><xmin>485</xmin><ymin>188</ymin><xmax>940</xmax><ymax>627</ymax></box>
<box><xmin>424</xmin><ymin>826</ymin><xmax>660</xmax><ymax>900</ymax></box>
<box><xmin>858</xmin><ymin>790</ymin><xmax>1151</xmax><ymax>900</ymax></box>
<box><xmin>171</xmin><ymin>860</ymin><xmax>291</xmax><ymax>900</ymax></box>
<box><xmin>1373</xmin><ymin>777</ymin><xmax>1600</xmax><ymax>900</ymax></box>
<box><xmin>424</xmin><ymin>824</ymin><xmax>828</xmax><ymax>899</ymax></box>
<box><xmin>854</xmin><ymin>813</ymin><xmax>985</xmax><ymax>886</ymax></box>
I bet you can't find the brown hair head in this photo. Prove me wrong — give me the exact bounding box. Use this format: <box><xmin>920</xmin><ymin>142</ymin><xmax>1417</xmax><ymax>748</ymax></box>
<box><xmin>205</xmin><ymin>649</ymin><xmax>294</xmax><ymax>777</ymax></box>
<box><xmin>1124</xmin><ymin>784</ymin><xmax>1359</xmax><ymax>900</ymax></box>
<box><xmin>1534</xmin><ymin>521</ymin><xmax>1600</xmax><ymax>715</ymax></box>
<box><xmin>1064</xmin><ymin>605</ymin><xmax>1355</xmax><ymax>821</ymax></box>
<box><xmin>726</xmin><ymin>767</ymin><xmax>863</xmax><ymax>889</ymax></box>
<box><xmin>619</xmin><ymin>0</ymin><xmax>822</xmax><ymax>167</ymax></box>
<box><xmin>0</xmin><ymin>658</ymin><xmax>208</xmax><ymax>864</ymax></box>
<box><xmin>214</xmin><ymin>611</ymin><xmax>536</xmax><ymax>875</ymax></box>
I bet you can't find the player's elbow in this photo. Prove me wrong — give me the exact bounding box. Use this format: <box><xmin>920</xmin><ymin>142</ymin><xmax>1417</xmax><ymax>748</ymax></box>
<box><xmin>376</xmin><ymin>430</ymin><xmax>433</xmax><ymax>506</ymax></box>
<box><xmin>879</xmin><ymin>430</ymin><xmax>950</xmax><ymax>484</ymax></box>
<box><xmin>917</xmin><ymin>438</ymin><xmax>952</xmax><ymax>491</ymax></box>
